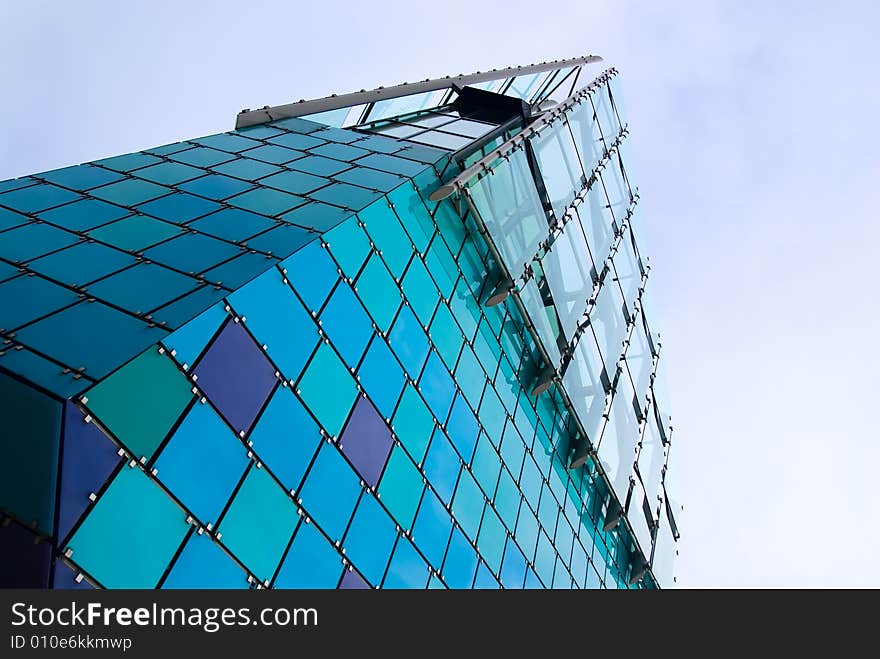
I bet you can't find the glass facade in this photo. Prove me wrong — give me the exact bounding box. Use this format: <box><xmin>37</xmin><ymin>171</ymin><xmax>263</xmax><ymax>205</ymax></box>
<box><xmin>0</xmin><ymin>59</ymin><xmax>680</xmax><ymax>590</ymax></box>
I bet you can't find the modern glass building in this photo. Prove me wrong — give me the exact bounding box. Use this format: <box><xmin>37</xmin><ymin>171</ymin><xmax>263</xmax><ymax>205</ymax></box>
<box><xmin>0</xmin><ymin>56</ymin><xmax>681</xmax><ymax>589</ymax></box>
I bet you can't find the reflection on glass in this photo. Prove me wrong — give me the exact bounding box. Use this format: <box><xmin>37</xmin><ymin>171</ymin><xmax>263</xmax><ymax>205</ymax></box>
<box><xmin>589</xmin><ymin>275</ymin><xmax>627</xmax><ymax>374</ymax></box>
<box><xmin>651</xmin><ymin>502</ymin><xmax>676</xmax><ymax>585</ymax></box>
<box><xmin>591</xmin><ymin>83</ymin><xmax>618</xmax><ymax>146</ymax></box>
<box><xmin>612</xmin><ymin>228</ymin><xmax>641</xmax><ymax>308</ymax></box>
<box><xmin>575</xmin><ymin>185</ymin><xmax>614</xmax><ymax>269</ymax></box>
<box><xmin>505</xmin><ymin>72</ymin><xmax>548</xmax><ymax>102</ymax></box>
<box><xmin>624</xmin><ymin>315</ymin><xmax>652</xmax><ymax>401</ymax></box>
<box><xmin>598</xmin><ymin>371</ymin><xmax>638</xmax><ymax>503</ymax></box>
<box><xmin>517</xmin><ymin>277</ymin><xmax>561</xmax><ymax>368</ymax></box>
<box><xmin>366</xmin><ymin>90</ymin><xmax>449</xmax><ymax>124</ymax></box>
<box><xmin>561</xmin><ymin>334</ymin><xmax>606</xmax><ymax>443</ymax></box>
<box><xmin>533</xmin><ymin>119</ymin><xmax>584</xmax><ymax>219</ymax></box>
<box><xmin>566</xmin><ymin>99</ymin><xmax>605</xmax><ymax>178</ymax></box>
<box><xmin>600</xmin><ymin>155</ymin><xmax>631</xmax><ymax>225</ymax></box>
<box><xmin>541</xmin><ymin>222</ymin><xmax>592</xmax><ymax>342</ymax></box>
<box><xmin>638</xmin><ymin>403</ymin><xmax>665</xmax><ymax>505</ymax></box>
<box><xmin>408</xmin><ymin>130</ymin><xmax>473</xmax><ymax>151</ymax></box>
<box><xmin>628</xmin><ymin>476</ymin><xmax>653</xmax><ymax>559</ymax></box>
<box><xmin>607</xmin><ymin>76</ymin><xmax>627</xmax><ymax>134</ymax></box>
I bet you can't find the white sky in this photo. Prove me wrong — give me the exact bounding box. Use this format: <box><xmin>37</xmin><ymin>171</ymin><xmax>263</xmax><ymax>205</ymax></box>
<box><xmin>2</xmin><ymin>0</ymin><xmax>877</xmax><ymax>587</ymax></box>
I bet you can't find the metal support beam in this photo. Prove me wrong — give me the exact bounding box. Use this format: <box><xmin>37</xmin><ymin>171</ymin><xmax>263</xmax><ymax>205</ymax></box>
<box><xmin>235</xmin><ymin>56</ymin><xmax>603</xmax><ymax>129</ymax></box>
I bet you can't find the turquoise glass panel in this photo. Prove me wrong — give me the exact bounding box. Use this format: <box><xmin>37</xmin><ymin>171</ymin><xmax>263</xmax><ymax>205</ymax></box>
<box><xmin>150</xmin><ymin>285</ymin><xmax>228</xmax><ymax>329</ymax></box>
<box><xmin>289</xmin><ymin>155</ymin><xmax>350</xmax><ymax>177</ymax></box>
<box><xmin>29</xmin><ymin>242</ymin><xmax>135</xmax><ymax>288</ymax></box>
<box><xmin>38</xmin><ymin>198</ymin><xmax>128</xmax><ymax>232</ymax></box>
<box><xmin>428</xmin><ymin>303</ymin><xmax>463</xmax><ymax>371</ymax></box>
<box><xmin>355</xmin><ymin>153</ymin><xmax>426</xmax><ymax>177</ymax></box>
<box><xmin>211</xmin><ymin>158</ymin><xmax>282</xmax><ymax>181</ymax></box>
<box><xmin>281</xmin><ymin>241</ymin><xmax>339</xmax><ymax>312</ymax></box>
<box><xmin>227</xmin><ymin>187</ymin><xmax>305</xmax><ymax>217</ymax></box>
<box><xmin>40</xmin><ymin>164</ymin><xmax>122</xmax><ymax>190</ymax></box>
<box><xmin>310</xmin><ymin>182</ymin><xmax>382</xmax><ymax>211</ymax></box>
<box><xmin>0</xmin><ymin>222</ymin><xmax>80</xmax><ymax>262</ymax></box>
<box><xmin>500</xmin><ymin>538</ymin><xmax>527</xmax><ymax>588</ymax></box>
<box><xmin>162</xmin><ymin>531</ymin><xmax>249</xmax><ymax>589</ymax></box>
<box><xmin>391</xmin><ymin>384</ymin><xmax>434</xmax><ymax>464</ymax></box>
<box><xmin>66</xmin><ymin>467</ymin><xmax>188</xmax><ymax>588</ymax></box>
<box><xmin>309</xmin><ymin>142</ymin><xmax>370</xmax><ymax>162</ymax></box>
<box><xmin>136</xmin><ymin>192</ymin><xmax>222</xmax><ymax>223</ymax></box>
<box><xmin>86</xmin><ymin>263</ymin><xmax>199</xmax><ymax>313</ymax></box>
<box><xmin>267</xmin><ymin>131</ymin><xmax>326</xmax><ymax>152</ymax></box>
<box><xmin>298</xmin><ymin>442</ymin><xmax>362</xmax><ymax>541</ymax></box>
<box><xmin>296</xmin><ymin>343</ymin><xmax>357</xmax><ymax>438</ymax></box>
<box><xmin>423</xmin><ymin>428</ymin><xmax>460</xmax><ymax>505</ymax></box>
<box><xmin>401</xmin><ymin>256</ymin><xmax>440</xmax><ymax>326</ymax></box>
<box><xmin>359</xmin><ymin>197</ymin><xmax>413</xmax><ymax>278</ymax></box>
<box><xmin>383</xmin><ymin>537</ymin><xmax>429</xmax><ymax>589</ymax></box>
<box><xmin>343</xmin><ymin>493</ymin><xmax>397</xmax><ymax>585</ymax></box>
<box><xmin>169</xmin><ymin>146</ymin><xmax>235</xmax><ymax>168</ymax></box>
<box><xmin>442</xmin><ymin>527</ymin><xmax>478</xmax><ymax>589</ymax></box>
<box><xmin>471</xmin><ymin>433</ymin><xmax>501</xmax><ymax>498</ymax></box>
<box><xmin>387</xmin><ymin>183</ymin><xmax>434</xmax><ymax>253</ymax></box>
<box><xmin>281</xmin><ymin>201</ymin><xmax>352</xmax><ymax>232</ymax></box>
<box><xmin>419</xmin><ymin>350</ymin><xmax>455</xmax><ymax>423</ymax></box>
<box><xmin>217</xmin><ymin>465</ymin><xmax>298</xmax><ymax>583</ymax></box>
<box><xmin>246</xmin><ymin>224</ymin><xmax>315</xmax><ymax>257</ymax></box>
<box><xmin>319</xmin><ymin>282</ymin><xmax>373</xmax><ymax>368</ymax></box>
<box><xmin>478</xmin><ymin>505</ymin><xmax>506</xmax><ymax>574</ymax></box>
<box><xmin>162</xmin><ymin>301</ymin><xmax>227</xmax><ymax>369</ymax></box>
<box><xmin>178</xmin><ymin>173</ymin><xmax>254</xmax><ymax>200</ymax></box>
<box><xmin>378</xmin><ymin>446</ymin><xmax>423</xmax><ymax>530</ymax></box>
<box><xmin>473</xmin><ymin>561</ymin><xmax>500</xmax><ymax>589</ymax></box>
<box><xmin>336</xmin><ymin>166</ymin><xmax>406</xmax><ymax>193</ymax></box>
<box><xmin>144</xmin><ymin>232</ymin><xmax>240</xmax><ymax>274</ymax></box>
<box><xmin>0</xmin><ymin>182</ymin><xmax>82</xmax><ymax>212</ymax></box>
<box><xmin>88</xmin><ymin>215</ymin><xmax>183</xmax><ymax>251</ymax></box>
<box><xmin>324</xmin><ymin>218</ymin><xmax>371</xmax><ymax>280</ymax></box>
<box><xmin>354</xmin><ymin>253</ymin><xmax>400</xmax><ymax>332</ymax></box>
<box><xmin>274</xmin><ymin>521</ymin><xmax>342</xmax><ymax>588</ymax></box>
<box><xmin>188</xmin><ymin>207</ymin><xmax>276</xmax><ymax>242</ymax></box>
<box><xmin>0</xmin><ymin>275</ymin><xmax>79</xmax><ymax>331</ymax></box>
<box><xmin>193</xmin><ymin>133</ymin><xmax>262</xmax><ymax>153</ymax></box>
<box><xmin>494</xmin><ymin>468</ymin><xmax>521</xmax><ymax>532</ymax></box>
<box><xmin>90</xmin><ymin>179</ymin><xmax>170</xmax><ymax>206</ymax></box>
<box><xmin>357</xmin><ymin>336</ymin><xmax>405</xmax><ymax>419</ymax></box>
<box><xmin>261</xmin><ymin>169</ymin><xmax>327</xmax><ymax>195</ymax></box>
<box><xmin>135</xmin><ymin>161</ymin><xmax>204</xmax><ymax>185</ymax></box>
<box><xmin>452</xmin><ymin>469</ymin><xmax>484</xmax><ymax>542</ymax></box>
<box><xmin>411</xmin><ymin>489</ymin><xmax>452</xmax><ymax>569</ymax></box>
<box><xmin>388</xmin><ymin>304</ymin><xmax>429</xmax><ymax>379</ymax></box>
<box><xmin>95</xmin><ymin>152</ymin><xmax>161</xmax><ymax>172</ymax></box>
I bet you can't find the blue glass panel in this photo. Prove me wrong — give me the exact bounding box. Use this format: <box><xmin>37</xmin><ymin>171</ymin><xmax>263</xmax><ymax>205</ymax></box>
<box><xmin>324</xmin><ymin>217</ymin><xmax>371</xmax><ymax>280</ymax></box>
<box><xmin>149</xmin><ymin>285</ymin><xmax>228</xmax><ymax>330</ymax></box>
<box><xmin>452</xmin><ymin>469</ymin><xmax>484</xmax><ymax>542</ymax></box>
<box><xmin>383</xmin><ymin>537</ymin><xmax>429</xmax><ymax>588</ymax></box>
<box><xmin>51</xmin><ymin>561</ymin><xmax>92</xmax><ymax>589</ymax></box>
<box><xmin>310</xmin><ymin>182</ymin><xmax>383</xmax><ymax>211</ymax></box>
<box><xmin>274</xmin><ymin>521</ymin><xmax>342</xmax><ymax>588</ymax></box>
<box><xmin>343</xmin><ymin>493</ymin><xmax>397</xmax><ymax>585</ymax></box>
<box><xmin>88</xmin><ymin>215</ymin><xmax>182</xmax><ymax>251</ymax></box>
<box><xmin>441</xmin><ymin>527</ymin><xmax>478</xmax><ymax>589</ymax></box>
<box><xmin>310</xmin><ymin>142</ymin><xmax>370</xmax><ymax>162</ymax></box>
<box><xmin>57</xmin><ymin>402</ymin><xmax>121</xmax><ymax>543</ymax></box>
<box><xmin>90</xmin><ymin>179</ymin><xmax>170</xmax><ymax>206</ymax></box>
<box><xmin>339</xmin><ymin>396</ymin><xmax>393</xmax><ymax>488</ymax></box>
<box><xmin>423</xmin><ymin>428</ymin><xmax>460</xmax><ymax>505</ymax></box>
<box><xmin>0</xmin><ymin>207</ymin><xmax>29</xmax><ymax>231</ymax></box>
<box><xmin>500</xmin><ymin>537</ymin><xmax>527</xmax><ymax>589</ymax></box>
<box><xmin>163</xmin><ymin>531</ymin><xmax>248</xmax><ymax>589</ymax></box>
<box><xmin>471</xmin><ymin>433</ymin><xmax>501</xmax><ymax>498</ymax></box>
<box><xmin>261</xmin><ymin>169</ymin><xmax>327</xmax><ymax>195</ymax></box>
<box><xmin>411</xmin><ymin>489</ymin><xmax>452</xmax><ymax>569</ymax></box>
<box><xmin>244</xmin><ymin>224</ymin><xmax>315</xmax><ymax>257</ymax></box>
<box><xmin>135</xmin><ymin>161</ymin><xmax>204</xmax><ymax>186</ymax></box>
<box><xmin>163</xmin><ymin>301</ymin><xmax>227</xmax><ymax>369</ymax></box>
<box><xmin>298</xmin><ymin>442</ymin><xmax>362</xmax><ymax>542</ymax></box>
<box><xmin>0</xmin><ymin>222</ymin><xmax>80</xmax><ymax>262</ymax></box>
<box><xmin>0</xmin><ymin>177</ymin><xmax>38</xmax><ymax>194</ymax></box>
<box><xmin>228</xmin><ymin>187</ymin><xmax>305</xmax><ymax>217</ymax></box>
<box><xmin>66</xmin><ymin>467</ymin><xmax>188</xmax><ymax>588</ymax></box>
<box><xmin>340</xmin><ymin>568</ymin><xmax>370</xmax><ymax>589</ymax></box>
<box><xmin>280</xmin><ymin>241</ymin><xmax>339</xmax><ymax>311</ymax></box>
<box><xmin>217</xmin><ymin>465</ymin><xmax>298</xmax><ymax>583</ymax></box>
<box><xmin>38</xmin><ymin>198</ymin><xmax>129</xmax><ymax>232</ymax></box>
<box><xmin>267</xmin><ymin>132</ymin><xmax>326</xmax><ymax>151</ymax></box>
<box><xmin>355</xmin><ymin>153</ymin><xmax>427</xmax><ymax>177</ymax></box>
<box><xmin>188</xmin><ymin>207</ymin><xmax>276</xmax><ymax>242</ymax></box>
<box><xmin>289</xmin><ymin>155</ymin><xmax>350</xmax><ymax>177</ymax></box>
<box><xmin>169</xmin><ymin>146</ymin><xmax>235</xmax><ymax>168</ymax></box>
<box><xmin>249</xmin><ymin>386</ymin><xmax>321</xmax><ymax>493</ymax></box>
<box><xmin>533</xmin><ymin>530</ymin><xmax>557</xmax><ymax>586</ymax></box>
<box><xmin>203</xmin><ymin>249</ymin><xmax>281</xmax><ymax>290</ymax></box>
<box><xmin>211</xmin><ymin>157</ymin><xmax>282</xmax><ymax>181</ymax></box>
<box><xmin>193</xmin><ymin>320</ymin><xmax>278</xmax><ymax>435</ymax></box>
<box><xmin>356</xmin><ymin>336</ymin><xmax>405</xmax><ymax>419</ymax></box>
<box><xmin>473</xmin><ymin>561</ymin><xmax>500</xmax><ymax>589</ymax></box>
<box><xmin>178</xmin><ymin>173</ymin><xmax>254</xmax><ymax>200</ymax></box>
<box><xmin>319</xmin><ymin>282</ymin><xmax>373</xmax><ymax>367</ymax></box>
<box><xmin>281</xmin><ymin>201</ymin><xmax>353</xmax><ymax>232</ymax></box>
<box><xmin>0</xmin><ymin>345</ymin><xmax>88</xmax><ymax>399</ymax></box>
<box><xmin>137</xmin><ymin>192</ymin><xmax>222</xmax><ymax>224</ymax></box>
<box><xmin>454</xmin><ymin>345</ymin><xmax>487</xmax><ymax>412</ymax></box>
<box><xmin>155</xmin><ymin>403</ymin><xmax>249</xmax><ymax>525</ymax></box>
<box><xmin>388</xmin><ymin>304</ymin><xmax>429</xmax><ymax>380</ymax></box>
<box><xmin>240</xmin><ymin>144</ymin><xmax>303</xmax><ymax>165</ymax></box>
<box><xmin>419</xmin><ymin>350</ymin><xmax>455</xmax><ymax>423</ymax></box>
<box><xmin>0</xmin><ymin>182</ymin><xmax>82</xmax><ymax>212</ymax></box>
<box><xmin>193</xmin><ymin>133</ymin><xmax>262</xmax><ymax>153</ymax></box>
<box><xmin>143</xmin><ymin>232</ymin><xmax>240</xmax><ymax>274</ymax></box>
<box><xmin>86</xmin><ymin>263</ymin><xmax>200</xmax><ymax>313</ymax></box>
<box><xmin>0</xmin><ymin>275</ymin><xmax>79</xmax><ymax>331</ymax></box>
<box><xmin>95</xmin><ymin>152</ymin><xmax>161</xmax><ymax>172</ymax></box>
<box><xmin>401</xmin><ymin>257</ymin><xmax>440</xmax><ymax>326</ymax></box>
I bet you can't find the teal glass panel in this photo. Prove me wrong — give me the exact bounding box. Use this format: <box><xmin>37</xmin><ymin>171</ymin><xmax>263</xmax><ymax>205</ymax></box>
<box><xmin>267</xmin><ymin>132</ymin><xmax>326</xmax><ymax>152</ymax></box>
<box><xmin>288</xmin><ymin>155</ymin><xmax>350</xmax><ymax>177</ymax></box>
<box><xmin>135</xmin><ymin>161</ymin><xmax>204</xmax><ymax>185</ymax></box>
<box><xmin>155</xmin><ymin>403</ymin><xmax>249</xmax><ymax>525</ymax></box>
<box><xmin>324</xmin><ymin>217</ymin><xmax>371</xmax><ymax>279</ymax></box>
<box><xmin>343</xmin><ymin>493</ymin><xmax>397</xmax><ymax>585</ymax></box>
<box><xmin>388</xmin><ymin>304</ymin><xmax>429</xmax><ymax>379</ymax></box>
<box><xmin>0</xmin><ymin>344</ymin><xmax>87</xmax><ymax>399</ymax></box>
<box><xmin>95</xmin><ymin>152</ymin><xmax>162</xmax><ymax>172</ymax></box>
<box><xmin>245</xmin><ymin>224</ymin><xmax>315</xmax><ymax>257</ymax></box>
<box><xmin>478</xmin><ymin>506</ymin><xmax>506</xmax><ymax>574</ymax></box>
<box><xmin>235</xmin><ymin>124</ymin><xmax>285</xmax><ymax>140</ymax></box>
<box><xmin>423</xmin><ymin>428</ymin><xmax>460</xmax><ymax>505</ymax></box>
<box><xmin>260</xmin><ymin>169</ymin><xmax>327</xmax><ymax>195</ymax></box>
<box><xmin>533</xmin><ymin>530</ymin><xmax>557</xmax><ymax>586</ymax></box>
<box><xmin>188</xmin><ymin>207</ymin><xmax>276</xmax><ymax>242</ymax></box>
<box><xmin>312</xmin><ymin>126</ymin><xmax>361</xmax><ymax>143</ymax></box>
<box><xmin>150</xmin><ymin>285</ymin><xmax>228</xmax><ymax>329</ymax></box>
<box><xmin>145</xmin><ymin>142</ymin><xmax>191</xmax><ymax>156</ymax></box>
<box><xmin>442</xmin><ymin>526</ymin><xmax>478</xmax><ymax>588</ymax></box>
<box><xmin>445</xmin><ymin>392</ymin><xmax>479</xmax><ymax>463</ymax></box>
<box><xmin>0</xmin><ymin>207</ymin><xmax>29</xmax><ymax>232</ymax></box>
<box><xmin>357</xmin><ymin>336</ymin><xmax>405</xmax><ymax>419</ymax></box>
<box><xmin>309</xmin><ymin>142</ymin><xmax>370</xmax><ymax>162</ymax></box>
<box><xmin>296</xmin><ymin>342</ymin><xmax>358</xmax><ymax>437</ymax></box>
<box><xmin>494</xmin><ymin>467</ymin><xmax>521</xmax><ymax>532</ymax></box>
<box><xmin>411</xmin><ymin>489</ymin><xmax>452</xmax><ymax>569</ymax></box>
<box><xmin>431</xmin><ymin>201</ymin><xmax>466</xmax><ymax>254</ymax></box>
<box><xmin>424</xmin><ymin>237</ymin><xmax>457</xmax><ymax>299</ymax></box>
<box><xmin>227</xmin><ymin>267</ymin><xmax>319</xmax><ymax>382</ymax></box>
<box><xmin>419</xmin><ymin>350</ymin><xmax>455</xmax><ymax>423</ymax></box>
<box><xmin>88</xmin><ymin>215</ymin><xmax>183</xmax><ymax>251</ymax></box>
<box><xmin>401</xmin><ymin>256</ymin><xmax>440</xmax><ymax>326</ymax></box>
<box><xmin>38</xmin><ymin>162</ymin><xmax>118</xmax><ymax>192</ymax></box>
<box><xmin>354</xmin><ymin>135</ymin><xmax>406</xmax><ymax>155</ymax></box>
<box><xmin>319</xmin><ymin>282</ymin><xmax>373</xmax><ymax>368</ymax></box>
<box><xmin>136</xmin><ymin>192</ymin><xmax>222</xmax><ymax>224</ymax></box>
<box><xmin>38</xmin><ymin>198</ymin><xmax>129</xmax><ymax>232</ymax></box>
<box><xmin>90</xmin><ymin>179</ymin><xmax>170</xmax><ymax>206</ymax></box>
<box><xmin>193</xmin><ymin>133</ymin><xmax>262</xmax><ymax>153</ymax></box>
<box><xmin>451</xmin><ymin>468</ymin><xmax>484</xmax><ymax>542</ymax></box>
<box><xmin>162</xmin><ymin>301</ymin><xmax>227</xmax><ymax>369</ymax></box>
<box><xmin>169</xmin><ymin>146</ymin><xmax>235</xmax><ymax>168</ymax></box>
<box><xmin>310</xmin><ymin>182</ymin><xmax>383</xmax><ymax>211</ymax></box>
<box><xmin>143</xmin><ymin>232</ymin><xmax>240</xmax><ymax>274</ymax></box>
<box><xmin>83</xmin><ymin>347</ymin><xmax>194</xmax><ymax>461</ymax></box>
<box><xmin>0</xmin><ymin>372</ymin><xmax>61</xmax><ymax>534</ymax></box>
<box><xmin>298</xmin><ymin>442</ymin><xmax>362</xmax><ymax>541</ymax></box>
<box><xmin>378</xmin><ymin>446</ymin><xmax>423</xmax><ymax>530</ymax></box>
<box><xmin>274</xmin><ymin>520</ymin><xmax>342</xmax><ymax>588</ymax></box>
<box><xmin>211</xmin><ymin>157</ymin><xmax>282</xmax><ymax>181</ymax></box>
<box><xmin>281</xmin><ymin>201</ymin><xmax>352</xmax><ymax>232</ymax></box>
<box><xmin>515</xmin><ymin>504</ymin><xmax>540</xmax><ymax>562</ymax></box>
<box><xmin>390</xmin><ymin>384</ymin><xmax>434</xmax><ymax>464</ymax></box>
<box><xmin>478</xmin><ymin>385</ymin><xmax>506</xmax><ymax>445</ymax></box>
<box><xmin>14</xmin><ymin>301</ymin><xmax>168</xmax><ymax>379</ymax></box>
<box><xmin>428</xmin><ymin>303</ymin><xmax>463</xmax><ymax>371</ymax></box>
<box><xmin>240</xmin><ymin>144</ymin><xmax>303</xmax><ymax>166</ymax></box>
<box><xmin>453</xmin><ymin>344</ymin><xmax>487</xmax><ymax>412</ymax></box>
<box><xmin>538</xmin><ymin>485</ymin><xmax>560</xmax><ymax>534</ymax></box>
<box><xmin>473</xmin><ymin>561</ymin><xmax>500</xmax><ymax>589</ymax></box>
<box><xmin>354</xmin><ymin>253</ymin><xmax>400</xmax><ymax>332</ymax></box>
<box><xmin>66</xmin><ymin>467</ymin><xmax>188</xmax><ymax>588</ymax></box>
<box><xmin>249</xmin><ymin>386</ymin><xmax>322</xmax><ymax>493</ymax></box>
<box><xmin>387</xmin><ymin>183</ymin><xmax>434</xmax><ymax>254</ymax></box>
<box><xmin>86</xmin><ymin>263</ymin><xmax>199</xmax><ymax>313</ymax></box>
<box><xmin>335</xmin><ymin>167</ymin><xmax>406</xmax><ymax>193</ymax></box>
<box><xmin>0</xmin><ymin>183</ymin><xmax>82</xmax><ymax>212</ymax></box>
<box><xmin>228</xmin><ymin>187</ymin><xmax>305</xmax><ymax>217</ymax></box>
<box><xmin>395</xmin><ymin>144</ymin><xmax>448</xmax><ymax>165</ymax></box>
<box><xmin>178</xmin><ymin>173</ymin><xmax>254</xmax><ymax>200</ymax></box>
<box><xmin>500</xmin><ymin>538</ymin><xmax>527</xmax><ymax>588</ymax></box>
<box><xmin>0</xmin><ymin>222</ymin><xmax>80</xmax><ymax>262</ymax></box>
<box><xmin>0</xmin><ymin>177</ymin><xmax>37</xmax><ymax>194</ymax></box>
<box><xmin>0</xmin><ymin>275</ymin><xmax>78</xmax><ymax>331</ymax></box>
<box><xmin>355</xmin><ymin>153</ymin><xmax>426</xmax><ymax>177</ymax></box>
<box><xmin>517</xmin><ymin>277</ymin><xmax>562</xmax><ymax>367</ymax></box>
<box><xmin>269</xmin><ymin>117</ymin><xmax>324</xmax><ymax>134</ymax></box>
<box><xmin>471</xmin><ymin>433</ymin><xmax>501</xmax><ymax>498</ymax></box>
<box><xmin>384</xmin><ymin>537</ymin><xmax>429</xmax><ymax>589</ymax></box>
<box><xmin>281</xmin><ymin>241</ymin><xmax>339</xmax><ymax>312</ymax></box>
<box><xmin>163</xmin><ymin>531</ymin><xmax>248</xmax><ymax>589</ymax></box>
<box><xmin>359</xmin><ymin>197</ymin><xmax>414</xmax><ymax>278</ymax></box>
<box><xmin>218</xmin><ymin>465</ymin><xmax>298</xmax><ymax>583</ymax></box>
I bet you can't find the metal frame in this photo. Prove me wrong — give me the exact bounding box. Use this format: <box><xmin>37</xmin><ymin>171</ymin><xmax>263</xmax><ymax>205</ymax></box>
<box><xmin>235</xmin><ymin>56</ymin><xmax>603</xmax><ymax>129</ymax></box>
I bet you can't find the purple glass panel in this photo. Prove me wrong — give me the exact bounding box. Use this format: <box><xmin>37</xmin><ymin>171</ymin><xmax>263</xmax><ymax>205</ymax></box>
<box><xmin>57</xmin><ymin>402</ymin><xmax>122</xmax><ymax>543</ymax></box>
<box><xmin>193</xmin><ymin>320</ymin><xmax>277</xmax><ymax>434</ymax></box>
<box><xmin>339</xmin><ymin>568</ymin><xmax>370</xmax><ymax>589</ymax></box>
<box><xmin>339</xmin><ymin>396</ymin><xmax>393</xmax><ymax>487</ymax></box>
<box><xmin>51</xmin><ymin>561</ymin><xmax>93</xmax><ymax>589</ymax></box>
<box><xmin>0</xmin><ymin>522</ymin><xmax>51</xmax><ymax>588</ymax></box>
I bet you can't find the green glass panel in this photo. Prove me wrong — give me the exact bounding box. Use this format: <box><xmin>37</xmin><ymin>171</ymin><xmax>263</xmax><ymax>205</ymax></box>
<box><xmin>66</xmin><ymin>467</ymin><xmax>188</xmax><ymax>588</ymax></box>
<box><xmin>218</xmin><ymin>465</ymin><xmax>298</xmax><ymax>583</ymax></box>
<box><xmin>324</xmin><ymin>217</ymin><xmax>371</xmax><ymax>280</ymax></box>
<box><xmin>297</xmin><ymin>343</ymin><xmax>358</xmax><ymax>437</ymax></box>
<box><xmin>84</xmin><ymin>348</ymin><xmax>194</xmax><ymax>460</ymax></box>
<box><xmin>378</xmin><ymin>446</ymin><xmax>424</xmax><ymax>530</ymax></box>
<box><xmin>400</xmin><ymin>257</ymin><xmax>439</xmax><ymax>326</ymax></box>
<box><xmin>359</xmin><ymin>197</ymin><xmax>413</xmax><ymax>278</ymax></box>
<box><xmin>353</xmin><ymin>253</ymin><xmax>400</xmax><ymax>333</ymax></box>
<box><xmin>391</xmin><ymin>384</ymin><xmax>434</xmax><ymax>464</ymax></box>
<box><xmin>0</xmin><ymin>372</ymin><xmax>61</xmax><ymax>535</ymax></box>
<box><xmin>88</xmin><ymin>215</ymin><xmax>183</xmax><ymax>251</ymax></box>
